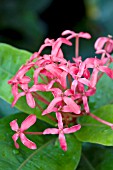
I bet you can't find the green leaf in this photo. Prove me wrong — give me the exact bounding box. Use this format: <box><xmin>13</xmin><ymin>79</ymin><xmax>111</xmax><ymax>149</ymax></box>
<box><xmin>76</xmin><ymin>104</ymin><xmax>113</xmax><ymax>146</ymax></box>
<box><xmin>77</xmin><ymin>143</ymin><xmax>113</xmax><ymax>170</ymax></box>
<box><xmin>89</xmin><ymin>67</ymin><xmax>113</xmax><ymax>111</ymax></box>
<box><xmin>0</xmin><ymin>43</ymin><xmax>54</xmax><ymax>125</ymax></box>
<box><xmin>0</xmin><ymin>113</ymin><xmax>81</xmax><ymax>170</ymax></box>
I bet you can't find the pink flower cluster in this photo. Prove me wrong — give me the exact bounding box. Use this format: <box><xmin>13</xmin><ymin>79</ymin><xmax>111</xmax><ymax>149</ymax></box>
<box><xmin>9</xmin><ymin>30</ymin><xmax>113</xmax><ymax>151</ymax></box>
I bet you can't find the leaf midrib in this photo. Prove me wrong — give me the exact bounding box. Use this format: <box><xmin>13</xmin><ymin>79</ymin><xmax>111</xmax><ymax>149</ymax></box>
<box><xmin>17</xmin><ymin>138</ymin><xmax>55</xmax><ymax>170</ymax></box>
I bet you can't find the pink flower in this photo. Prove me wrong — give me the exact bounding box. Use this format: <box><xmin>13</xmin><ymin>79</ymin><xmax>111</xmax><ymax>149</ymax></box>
<box><xmin>29</xmin><ymin>37</ymin><xmax>72</xmax><ymax>62</ymax></box>
<box><xmin>85</xmin><ymin>57</ymin><xmax>113</xmax><ymax>87</ymax></box>
<box><xmin>62</xmin><ymin>30</ymin><xmax>91</xmax><ymax>40</ymax></box>
<box><xmin>42</xmin><ymin>88</ymin><xmax>81</xmax><ymax>115</ymax></box>
<box><xmin>12</xmin><ymin>84</ymin><xmax>38</xmax><ymax>108</ymax></box>
<box><xmin>43</xmin><ymin>112</ymin><xmax>81</xmax><ymax>151</ymax></box>
<box><xmin>10</xmin><ymin>114</ymin><xmax>37</xmax><ymax>149</ymax></box>
<box><xmin>94</xmin><ymin>36</ymin><xmax>113</xmax><ymax>53</ymax></box>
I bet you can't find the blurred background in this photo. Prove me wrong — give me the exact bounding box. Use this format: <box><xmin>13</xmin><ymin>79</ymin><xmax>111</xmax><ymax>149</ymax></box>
<box><xmin>0</xmin><ymin>0</ymin><xmax>113</xmax><ymax>53</ymax></box>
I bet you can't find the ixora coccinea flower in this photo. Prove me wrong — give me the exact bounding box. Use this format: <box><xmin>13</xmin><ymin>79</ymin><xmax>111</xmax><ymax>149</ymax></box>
<box><xmin>9</xmin><ymin>29</ymin><xmax>113</xmax><ymax>151</ymax></box>
<box><xmin>10</xmin><ymin>114</ymin><xmax>37</xmax><ymax>149</ymax></box>
<box><xmin>43</xmin><ymin>112</ymin><xmax>81</xmax><ymax>151</ymax></box>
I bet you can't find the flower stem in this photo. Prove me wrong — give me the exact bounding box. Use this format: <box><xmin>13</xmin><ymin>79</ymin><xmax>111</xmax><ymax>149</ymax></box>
<box><xmin>88</xmin><ymin>112</ymin><xmax>113</xmax><ymax>128</ymax></box>
<box><xmin>75</xmin><ymin>36</ymin><xmax>79</xmax><ymax>58</ymax></box>
<box><xmin>33</xmin><ymin>92</ymin><xmax>50</xmax><ymax>105</ymax></box>
<box><xmin>24</xmin><ymin>131</ymin><xmax>43</xmax><ymax>135</ymax></box>
<box><xmin>46</xmin><ymin>114</ymin><xmax>57</xmax><ymax>122</ymax></box>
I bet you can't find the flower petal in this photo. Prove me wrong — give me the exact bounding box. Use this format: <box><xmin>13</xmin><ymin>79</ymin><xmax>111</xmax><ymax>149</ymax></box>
<box><xmin>12</xmin><ymin>133</ymin><xmax>19</xmax><ymax>149</ymax></box>
<box><xmin>12</xmin><ymin>92</ymin><xmax>25</xmax><ymax>107</ymax></box>
<box><xmin>26</xmin><ymin>93</ymin><xmax>35</xmax><ymax>108</ymax></box>
<box><xmin>94</xmin><ymin>37</ymin><xmax>108</xmax><ymax>50</ymax></box>
<box><xmin>99</xmin><ymin>66</ymin><xmax>113</xmax><ymax>79</ymax></box>
<box><xmin>59</xmin><ymin>133</ymin><xmax>67</xmax><ymax>151</ymax></box>
<box><xmin>82</xmin><ymin>96</ymin><xmax>89</xmax><ymax>113</ymax></box>
<box><xmin>10</xmin><ymin>120</ymin><xmax>19</xmax><ymax>131</ymax></box>
<box><xmin>43</xmin><ymin>128</ymin><xmax>59</xmax><ymax>134</ymax></box>
<box><xmin>56</xmin><ymin>112</ymin><xmax>63</xmax><ymax>129</ymax></box>
<box><xmin>63</xmin><ymin>124</ymin><xmax>81</xmax><ymax>134</ymax></box>
<box><xmin>42</xmin><ymin>97</ymin><xmax>62</xmax><ymax>115</ymax></box>
<box><xmin>20</xmin><ymin>133</ymin><xmax>37</xmax><ymax>149</ymax></box>
<box><xmin>63</xmin><ymin>97</ymin><xmax>81</xmax><ymax>114</ymax></box>
<box><xmin>21</xmin><ymin>114</ymin><xmax>37</xmax><ymax>131</ymax></box>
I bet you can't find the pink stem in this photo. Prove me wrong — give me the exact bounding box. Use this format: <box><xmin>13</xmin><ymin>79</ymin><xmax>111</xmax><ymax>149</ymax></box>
<box><xmin>39</xmin><ymin>74</ymin><xmax>48</xmax><ymax>84</ymax></box>
<box><xmin>68</xmin><ymin>74</ymin><xmax>72</xmax><ymax>88</ymax></box>
<box><xmin>75</xmin><ymin>36</ymin><xmax>79</xmax><ymax>58</ymax></box>
<box><xmin>88</xmin><ymin>112</ymin><xmax>113</xmax><ymax>128</ymax></box>
<box><xmin>46</xmin><ymin>114</ymin><xmax>57</xmax><ymax>122</ymax></box>
<box><xmin>24</xmin><ymin>131</ymin><xmax>43</xmax><ymax>135</ymax></box>
<box><xmin>33</xmin><ymin>92</ymin><xmax>50</xmax><ymax>105</ymax></box>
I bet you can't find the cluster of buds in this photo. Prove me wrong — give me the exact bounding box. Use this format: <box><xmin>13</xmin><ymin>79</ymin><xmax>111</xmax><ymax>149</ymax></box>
<box><xmin>9</xmin><ymin>30</ymin><xmax>113</xmax><ymax>151</ymax></box>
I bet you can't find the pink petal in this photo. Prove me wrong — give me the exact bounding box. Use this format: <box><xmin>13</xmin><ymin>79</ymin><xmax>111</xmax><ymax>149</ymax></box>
<box><xmin>10</xmin><ymin>120</ymin><xmax>19</xmax><ymax>131</ymax></box>
<box><xmin>71</xmin><ymin>80</ymin><xmax>78</xmax><ymax>93</ymax></box>
<box><xmin>77</xmin><ymin>62</ymin><xmax>86</xmax><ymax>77</ymax></box>
<box><xmin>20</xmin><ymin>76</ymin><xmax>31</xmax><ymax>84</ymax></box>
<box><xmin>12</xmin><ymin>92</ymin><xmax>25</xmax><ymax>107</ymax></box>
<box><xmin>62</xmin><ymin>105</ymin><xmax>73</xmax><ymax>112</ymax></box>
<box><xmin>85</xmin><ymin>88</ymin><xmax>96</xmax><ymax>96</ymax></box>
<box><xmin>21</xmin><ymin>114</ymin><xmax>37</xmax><ymax>131</ymax></box>
<box><xmin>78</xmin><ymin>78</ymin><xmax>91</xmax><ymax>87</ymax></box>
<box><xmin>56</xmin><ymin>112</ymin><xmax>63</xmax><ymax>129</ymax></box>
<box><xmin>94</xmin><ymin>37</ymin><xmax>108</xmax><ymax>50</ymax></box>
<box><xmin>12</xmin><ymin>133</ymin><xmax>19</xmax><ymax>149</ymax></box>
<box><xmin>52</xmin><ymin>38</ymin><xmax>72</xmax><ymax>56</ymax></box>
<box><xmin>99</xmin><ymin>66</ymin><xmax>113</xmax><ymax>78</ymax></box>
<box><xmin>90</xmin><ymin>69</ymin><xmax>99</xmax><ymax>87</ymax></box>
<box><xmin>63</xmin><ymin>97</ymin><xmax>81</xmax><ymax>114</ymax></box>
<box><xmin>43</xmin><ymin>128</ymin><xmax>59</xmax><ymax>134</ymax></box>
<box><xmin>64</xmin><ymin>89</ymin><xmax>73</xmax><ymax>96</ymax></box>
<box><xmin>56</xmin><ymin>49</ymin><xmax>64</xmax><ymax>59</ymax></box>
<box><xmin>82</xmin><ymin>96</ymin><xmax>89</xmax><ymax>113</ymax></box>
<box><xmin>106</xmin><ymin>41</ymin><xmax>113</xmax><ymax>53</ymax></box>
<box><xmin>30</xmin><ymin>84</ymin><xmax>47</xmax><ymax>92</ymax></box>
<box><xmin>45</xmin><ymin>64</ymin><xmax>62</xmax><ymax>78</ymax></box>
<box><xmin>62</xmin><ymin>30</ymin><xmax>75</xmax><ymax>36</ymax></box>
<box><xmin>12</xmin><ymin>84</ymin><xmax>18</xmax><ymax>97</ymax></box>
<box><xmin>38</xmin><ymin>43</ymin><xmax>52</xmax><ymax>55</ymax></box>
<box><xmin>59</xmin><ymin>133</ymin><xmax>67</xmax><ymax>151</ymax></box>
<box><xmin>20</xmin><ymin>133</ymin><xmax>37</xmax><ymax>149</ymax></box>
<box><xmin>26</xmin><ymin>93</ymin><xmax>35</xmax><ymax>108</ymax></box>
<box><xmin>29</xmin><ymin>52</ymin><xmax>39</xmax><ymax>62</ymax></box>
<box><xmin>42</xmin><ymin>97</ymin><xmax>62</xmax><ymax>115</ymax></box>
<box><xmin>60</xmin><ymin>71</ymin><xmax>68</xmax><ymax>89</ymax></box>
<box><xmin>78</xmin><ymin>32</ymin><xmax>91</xmax><ymax>39</ymax></box>
<box><xmin>33</xmin><ymin>67</ymin><xmax>44</xmax><ymax>84</ymax></box>
<box><xmin>63</xmin><ymin>124</ymin><xmax>81</xmax><ymax>134</ymax></box>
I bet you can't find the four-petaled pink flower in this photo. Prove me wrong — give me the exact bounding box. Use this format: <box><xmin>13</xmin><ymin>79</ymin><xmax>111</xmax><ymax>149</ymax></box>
<box><xmin>10</xmin><ymin>114</ymin><xmax>37</xmax><ymax>149</ymax></box>
<box><xmin>62</xmin><ymin>30</ymin><xmax>91</xmax><ymax>40</ymax></box>
<box><xmin>43</xmin><ymin>112</ymin><xmax>81</xmax><ymax>151</ymax></box>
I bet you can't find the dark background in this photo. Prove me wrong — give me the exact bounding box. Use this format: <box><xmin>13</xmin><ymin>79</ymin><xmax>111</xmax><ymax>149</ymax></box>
<box><xmin>0</xmin><ymin>0</ymin><xmax>113</xmax><ymax>53</ymax></box>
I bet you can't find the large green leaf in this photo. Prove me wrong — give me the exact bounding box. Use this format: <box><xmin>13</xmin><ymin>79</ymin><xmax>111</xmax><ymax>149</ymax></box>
<box><xmin>0</xmin><ymin>113</ymin><xmax>81</xmax><ymax>170</ymax></box>
<box><xmin>77</xmin><ymin>143</ymin><xmax>113</xmax><ymax>170</ymax></box>
<box><xmin>75</xmin><ymin>105</ymin><xmax>113</xmax><ymax>146</ymax></box>
<box><xmin>0</xmin><ymin>43</ymin><xmax>54</xmax><ymax>125</ymax></box>
<box><xmin>89</xmin><ymin>67</ymin><xmax>113</xmax><ymax>111</ymax></box>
